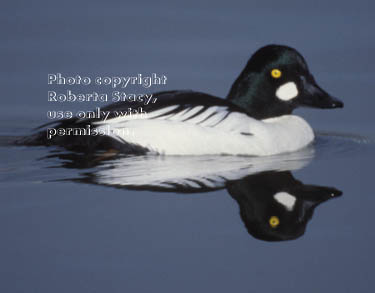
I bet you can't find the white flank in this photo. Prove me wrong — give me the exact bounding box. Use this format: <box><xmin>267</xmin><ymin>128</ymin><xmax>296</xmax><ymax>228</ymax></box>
<box><xmin>93</xmin><ymin>106</ymin><xmax>314</xmax><ymax>156</ymax></box>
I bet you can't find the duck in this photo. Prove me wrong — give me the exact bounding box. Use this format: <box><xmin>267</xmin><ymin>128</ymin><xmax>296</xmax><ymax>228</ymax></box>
<box><xmin>18</xmin><ymin>44</ymin><xmax>343</xmax><ymax>156</ymax></box>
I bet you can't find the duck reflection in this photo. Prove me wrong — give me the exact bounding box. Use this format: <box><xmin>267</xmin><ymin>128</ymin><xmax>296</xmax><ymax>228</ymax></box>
<box><xmin>227</xmin><ymin>171</ymin><xmax>341</xmax><ymax>241</ymax></box>
<box><xmin>49</xmin><ymin>147</ymin><xmax>342</xmax><ymax>242</ymax></box>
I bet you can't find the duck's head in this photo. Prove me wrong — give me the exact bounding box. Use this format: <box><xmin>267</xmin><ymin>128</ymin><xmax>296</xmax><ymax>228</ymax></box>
<box><xmin>227</xmin><ymin>45</ymin><xmax>343</xmax><ymax>119</ymax></box>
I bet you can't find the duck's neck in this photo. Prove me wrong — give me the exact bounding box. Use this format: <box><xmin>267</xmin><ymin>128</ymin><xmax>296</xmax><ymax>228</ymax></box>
<box><xmin>227</xmin><ymin>73</ymin><xmax>293</xmax><ymax>120</ymax></box>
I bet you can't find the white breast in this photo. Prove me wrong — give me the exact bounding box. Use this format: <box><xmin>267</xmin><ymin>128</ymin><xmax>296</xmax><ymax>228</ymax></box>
<box><xmin>253</xmin><ymin>115</ymin><xmax>315</xmax><ymax>156</ymax></box>
<box><xmin>94</xmin><ymin>108</ymin><xmax>314</xmax><ymax>156</ymax></box>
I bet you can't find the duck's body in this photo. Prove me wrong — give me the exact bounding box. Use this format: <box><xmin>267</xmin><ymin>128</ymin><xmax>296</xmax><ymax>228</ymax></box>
<box><xmin>19</xmin><ymin>45</ymin><xmax>343</xmax><ymax>156</ymax></box>
<box><xmin>92</xmin><ymin>91</ymin><xmax>314</xmax><ymax>156</ymax></box>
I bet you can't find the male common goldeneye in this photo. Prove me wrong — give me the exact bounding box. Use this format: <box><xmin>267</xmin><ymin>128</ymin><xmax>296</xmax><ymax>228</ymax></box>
<box><xmin>19</xmin><ymin>45</ymin><xmax>343</xmax><ymax>156</ymax></box>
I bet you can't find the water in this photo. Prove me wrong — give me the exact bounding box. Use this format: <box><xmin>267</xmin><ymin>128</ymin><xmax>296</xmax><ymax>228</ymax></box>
<box><xmin>1</xmin><ymin>0</ymin><xmax>375</xmax><ymax>292</ymax></box>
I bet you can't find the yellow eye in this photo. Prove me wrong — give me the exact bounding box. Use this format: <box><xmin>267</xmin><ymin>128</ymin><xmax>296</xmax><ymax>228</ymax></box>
<box><xmin>271</xmin><ymin>69</ymin><xmax>282</xmax><ymax>79</ymax></box>
<box><xmin>269</xmin><ymin>216</ymin><xmax>280</xmax><ymax>228</ymax></box>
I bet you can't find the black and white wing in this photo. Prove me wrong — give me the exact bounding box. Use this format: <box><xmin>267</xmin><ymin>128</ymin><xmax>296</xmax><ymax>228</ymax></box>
<box><xmin>92</xmin><ymin>91</ymin><xmax>256</xmax><ymax>155</ymax></box>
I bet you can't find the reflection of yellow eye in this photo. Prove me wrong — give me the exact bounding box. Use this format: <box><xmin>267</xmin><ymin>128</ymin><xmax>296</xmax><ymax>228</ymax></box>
<box><xmin>269</xmin><ymin>216</ymin><xmax>280</xmax><ymax>228</ymax></box>
<box><xmin>271</xmin><ymin>69</ymin><xmax>282</xmax><ymax>79</ymax></box>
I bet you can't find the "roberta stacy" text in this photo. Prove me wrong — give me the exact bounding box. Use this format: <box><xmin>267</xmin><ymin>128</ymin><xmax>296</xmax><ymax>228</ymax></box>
<box><xmin>48</xmin><ymin>90</ymin><xmax>156</xmax><ymax>105</ymax></box>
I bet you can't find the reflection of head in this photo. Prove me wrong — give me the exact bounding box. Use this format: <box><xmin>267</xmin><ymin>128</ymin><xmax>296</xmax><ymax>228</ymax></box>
<box><xmin>227</xmin><ymin>171</ymin><xmax>342</xmax><ymax>242</ymax></box>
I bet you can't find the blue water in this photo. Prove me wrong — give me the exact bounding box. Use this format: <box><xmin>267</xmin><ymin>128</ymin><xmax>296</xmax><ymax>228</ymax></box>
<box><xmin>1</xmin><ymin>0</ymin><xmax>375</xmax><ymax>292</ymax></box>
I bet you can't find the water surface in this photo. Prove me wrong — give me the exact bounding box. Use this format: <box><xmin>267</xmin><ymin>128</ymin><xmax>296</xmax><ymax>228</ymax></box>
<box><xmin>1</xmin><ymin>0</ymin><xmax>375</xmax><ymax>292</ymax></box>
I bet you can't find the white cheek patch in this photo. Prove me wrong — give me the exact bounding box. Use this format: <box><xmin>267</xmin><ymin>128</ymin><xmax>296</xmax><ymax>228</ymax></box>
<box><xmin>273</xmin><ymin>192</ymin><xmax>296</xmax><ymax>211</ymax></box>
<box><xmin>276</xmin><ymin>82</ymin><xmax>299</xmax><ymax>101</ymax></box>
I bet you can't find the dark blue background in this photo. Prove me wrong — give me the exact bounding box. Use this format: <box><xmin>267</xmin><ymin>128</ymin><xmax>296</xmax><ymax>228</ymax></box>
<box><xmin>0</xmin><ymin>0</ymin><xmax>374</xmax><ymax>292</ymax></box>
